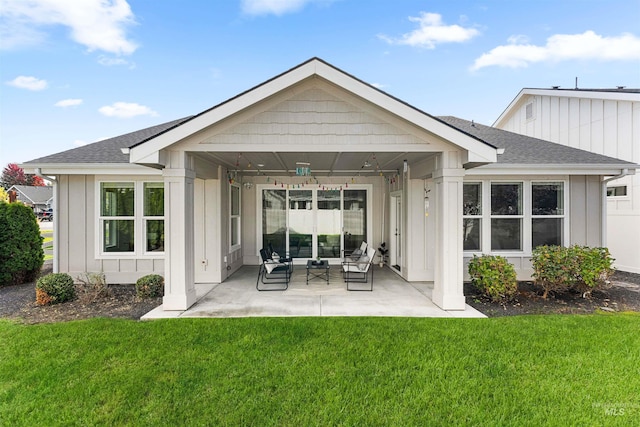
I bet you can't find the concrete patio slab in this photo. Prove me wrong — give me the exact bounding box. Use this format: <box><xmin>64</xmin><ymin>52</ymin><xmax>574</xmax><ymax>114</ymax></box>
<box><xmin>142</xmin><ymin>265</ymin><xmax>486</xmax><ymax>320</ymax></box>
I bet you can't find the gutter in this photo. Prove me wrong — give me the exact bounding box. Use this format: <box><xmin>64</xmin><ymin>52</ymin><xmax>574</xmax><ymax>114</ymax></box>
<box><xmin>601</xmin><ymin>168</ymin><xmax>632</xmax><ymax>250</ymax></box>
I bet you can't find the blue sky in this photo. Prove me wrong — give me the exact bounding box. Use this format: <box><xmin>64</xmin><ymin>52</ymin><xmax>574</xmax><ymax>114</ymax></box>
<box><xmin>1</xmin><ymin>0</ymin><xmax>639</xmax><ymax>166</ymax></box>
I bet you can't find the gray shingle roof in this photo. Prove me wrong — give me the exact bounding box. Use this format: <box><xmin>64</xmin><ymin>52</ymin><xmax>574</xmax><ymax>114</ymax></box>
<box><xmin>438</xmin><ymin>116</ymin><xmax>637</xmax><ymax>166</ymax></box>
<box><xmin>22</xmin><ymin>113</ymin><xmax>634</xmax><ymax>168</ymax></box>
<box><xmin>9</xmin><ymin>185</ymin><xmax>53</xmax><ymax>204</ymax></box>
<box><xmin>24</xmin><ymin>117</ymin><xmax>192</xmax><ymax>164</ymax></box>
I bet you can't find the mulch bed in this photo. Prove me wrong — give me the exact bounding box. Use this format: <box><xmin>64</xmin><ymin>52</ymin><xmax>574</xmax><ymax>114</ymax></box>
<box><xmin>1</xmin><ymin>266</ymin><xmax>639</xmax><ymax>323</ymax></box>
<box><xmin>0</xmin><ymin>265</ymin><xmax>161</xmax><ymax>324</ymax></box>
<box><xmin>465</xmin><ymin>271</ymin><xmax>640</xmax><ymax>317</ymax></box>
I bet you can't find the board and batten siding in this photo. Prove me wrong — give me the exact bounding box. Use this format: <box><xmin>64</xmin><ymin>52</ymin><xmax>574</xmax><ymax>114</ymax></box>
<box><xmin>56</xmin><ymin>174</ymin><xmax>164</xmax><ymax>283</ymax></box>
<box><xmin>496</xmin><ymin>91</ymin><xmax>640</xmax><ymax>272</ymax></box>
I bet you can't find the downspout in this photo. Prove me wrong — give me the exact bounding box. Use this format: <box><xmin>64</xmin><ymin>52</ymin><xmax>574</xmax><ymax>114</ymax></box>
<box><xmin>600</xmin><ymin>168</ymin><xmax>631</xmax><ymax>248</ymax></box>
<box><xmin>35</xmin><ymin>168</ymin><xmax>59</xmax><ymax>273</ymax></box>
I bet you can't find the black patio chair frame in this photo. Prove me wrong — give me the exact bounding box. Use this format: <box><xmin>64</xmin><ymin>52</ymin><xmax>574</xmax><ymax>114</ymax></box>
<box><xmin>256</xmin><ymin>248</ymin><xmax>292</xmax><ymax>291</ymax></box>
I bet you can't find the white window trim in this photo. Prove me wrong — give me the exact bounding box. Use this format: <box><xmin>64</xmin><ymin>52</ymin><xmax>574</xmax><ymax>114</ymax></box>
<box><xmin>463</xmin><ymin>182</ymin><xmax>483</xmax><ymax>252</ymax></box>
<box><xmin>490</xmin><ymin>181</ymin><xmax>525</xmax><ymax>252</ymax></box>
<box><xmin>95</xmin><ymin>177</ymin><xmax>165</xmax><ymax>260</ymax></box>
<box><xmin>463</xmin><ymin>178</ymin><xmax>569</xmax><ymax>257</ymax></box>
<box><xmin>229</xmin><ymin>183</ymin><xmax>241</xmax><ymax>252</ymax></box>
<box><xmin>255</xmin><ymin>184</ymin><xmax>373</xmax><ymax>261</ymax></box>
<box><xmin>606</xmin><ymin>185</ymin><xmax>629</xmax><ymax>199</ymax></box>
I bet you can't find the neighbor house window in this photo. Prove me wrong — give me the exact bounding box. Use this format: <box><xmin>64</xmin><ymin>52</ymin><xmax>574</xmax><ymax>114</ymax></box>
<box><xmin>531</xmin><ymin>182</ymin><xmax>564</xmax><ymax>248</ymax></box>
<box><xmin>101</xmin><ymin>182</ymin><xmax>135</xmax><ymax>253</ymax></box>
<box><xmin>607</xmin><ymin>186</ymin><xmax>627</xmax><ymax>197</ymax></box>
<box><xmin>230</xmin><ymin>184</ymin><xmax>241</xmax><ymax>248</ymax></box>
<box><xmin>491</xmin><ymin>182</ymin><xmax>522</xmax><ymax>251</ymax></box>
<box><xmin>144</xmin><ymin>182</ymin><xmax>164</xmax><ymax>252</ymax></box>
<box><xmin>463</xmin><ymin>183</ymin><xmax>482</xmax><ymax>251</ymax></box>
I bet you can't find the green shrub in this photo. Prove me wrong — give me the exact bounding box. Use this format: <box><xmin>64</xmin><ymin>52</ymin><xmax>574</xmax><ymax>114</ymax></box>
<box><xmin>135</xmin><ymin>274</ymin><xmax>164</xmax><ymax>298</ymax></box>
<box><xmin>36</xmin><ymin>273</ymin><xmax>75</xmax><ymax>305</ymax></box>
<box><xmin>531</xmin><ymin>245</ymin><xmax>577</xmax><ymax>298</ymax></box>
<box><xmin>0</xmin><ymin>201</ymin><xmax>44</xmax><ymax>287</ymax></box>
<box><xmin>467</xmin><ymin>254</ymin><xmax>518</xmax><ymax>302</ymax></box>
<box><xmin>531</xmin><ymin>245</ymin><xmax>614</xmax><ymax>298</ymax></box>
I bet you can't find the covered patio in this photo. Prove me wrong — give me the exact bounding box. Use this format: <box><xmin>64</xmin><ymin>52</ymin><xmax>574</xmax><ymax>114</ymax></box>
<box><xmin>142</xmin><ymin>266</ymin><xmax>486</xmax><ymax>319</ymax></box>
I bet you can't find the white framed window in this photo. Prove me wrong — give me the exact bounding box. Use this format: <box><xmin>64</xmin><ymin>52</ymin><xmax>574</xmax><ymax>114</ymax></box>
<box><xmin>230</xmin><ymin>184</ymin><xmax>241</xmax><ymax>250</ymax></box>
<box><xmin>531</xmin><ymin>182</ymin><xmax>564</xmax><ymax>248</ymax></box>
<box><xmin>463</xmin><ymin>179</ymin><xmax>567</xmax><ymax>254</ymax></box>
<box><xmin>607</xmin><ymin>185</ymin><xmax>627</xmax><ymax>197</ymax></box>
<box><xmin>97</xmin><ymin>179</ymin><xmax>164</xmax><ymax>258</ymax></box>
<box><xmin>463</xmin><ymin>182</ymin><xmax>482</xmax><ymax>251</ymax></box>
<box><xmin>491</xmin><ymin>182</ymin><xmax>523</xmax><ymax>251</ymax></box>
<box><xmin>100</xmin><ymin>182</ymin><xmax>135</xmax><ymax>253</ymax></box>
<box><xmin>143</xmin><ymin>182</ymin><xmax>164</xmax><ymax>253</ymax></box>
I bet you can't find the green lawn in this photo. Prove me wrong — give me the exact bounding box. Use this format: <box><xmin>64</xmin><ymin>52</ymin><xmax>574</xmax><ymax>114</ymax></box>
<box><xmin>1</xmin><ymin>314</ymin><xmax>638</xmax><ymax>426</ymax></box>
<box><xmin>40</xmin><ymin>229</ymin><xmax>53</xmax><ymax>261</ymax></box>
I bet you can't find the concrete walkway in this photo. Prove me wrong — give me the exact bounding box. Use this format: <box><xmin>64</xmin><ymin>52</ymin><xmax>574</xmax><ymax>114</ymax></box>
<box><xmin>142</xmin><ymin>265</ymin><xmax>486</xmax><ymax>319</ymax></box>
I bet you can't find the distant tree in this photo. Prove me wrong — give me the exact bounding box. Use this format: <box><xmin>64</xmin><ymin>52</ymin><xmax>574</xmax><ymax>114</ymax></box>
<box><xmin>1</xmin><ymin>163</ymin><xmax>45</xmax><ymax>189</ymax></box>
<box><xmin>0</xmin><ymin>187</ymin><xmax>8</xmax><ymax>203</ymax></box>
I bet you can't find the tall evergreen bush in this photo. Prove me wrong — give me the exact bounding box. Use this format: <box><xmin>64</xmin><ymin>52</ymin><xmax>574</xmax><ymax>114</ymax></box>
<box><xmin>0</xmin><ymin>201</ymin><xmax>44</xmax><ymax>287</ymax></box>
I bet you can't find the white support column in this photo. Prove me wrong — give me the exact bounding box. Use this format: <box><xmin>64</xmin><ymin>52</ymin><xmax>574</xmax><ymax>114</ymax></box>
<box><xmin>432</xmin><ymin>164</ymin><xmax>466</xmax><ymax>311</ymax></box>
<box><xmin>162</xmin><ymin>166</ymin><xmax>197</xmax><ymax>310</ymax></box>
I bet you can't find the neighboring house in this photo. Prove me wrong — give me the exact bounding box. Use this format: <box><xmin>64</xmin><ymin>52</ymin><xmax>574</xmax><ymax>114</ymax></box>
<box><xmin>8</xmin><ymin>184</ymin><xmax>53</xmax><ymax>213</ymax></box>
<box><xmin>494</xmin><ymin>88</ymin><xmax>640</xmax><ymax>273</ymax></box>
<box><xmin>21</xmin><ymin>58</ymin><xmax>637</xmax><ymax>312</ymax></box>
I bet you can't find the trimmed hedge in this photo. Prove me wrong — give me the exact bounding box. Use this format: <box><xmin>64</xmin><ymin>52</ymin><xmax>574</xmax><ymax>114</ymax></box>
<box><xmin>36</xmin><ymin>273</ymin><xmax>75</xmax><ymax>305</ymax></box>
<box><xmin>531</xmin><ymin>245</ymin><xmax>614</xmax><ymax>298</ymax></box>
<box><xmin>467</xmin><ymin>254</ymin><xmax>518</xmax><ymax>302</ymax></box>
<box><xmin>135</xmin><ymin>274</ymin><xmax>164</xmax><ymax>298</ymax></box>
<box><xmin>0</xmin><ymin>201</ymin><xmax>44</xmax><ymax>287</ymax></box>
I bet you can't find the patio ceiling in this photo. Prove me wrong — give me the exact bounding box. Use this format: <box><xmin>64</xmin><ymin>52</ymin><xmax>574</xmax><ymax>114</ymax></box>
<box><xmin>195</xmin><ymin>151</ymin><xmax>435</xmax><ymax>176</ymax></box>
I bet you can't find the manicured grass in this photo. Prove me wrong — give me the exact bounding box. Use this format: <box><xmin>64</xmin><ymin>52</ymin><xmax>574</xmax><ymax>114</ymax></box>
<box><xmin>40</xmin><ymin>230</ymin><xmax>53</xmax><ymax>261</ymax></box>
<box><xmin>1</xmin><ymin>314</ymin><xmax>638</xmax><ymax>426</ymax></box>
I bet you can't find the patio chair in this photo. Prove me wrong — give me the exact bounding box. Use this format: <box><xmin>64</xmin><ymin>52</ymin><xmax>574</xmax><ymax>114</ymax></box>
<box><xmin>256</xmin><ymin>248</ymin><xmax>292</xmax><ymax>291</ymax></box>
<box><xmin>342</xmin><ymin>246</ymin><xmax>376</xmax><ymax>291</ymax></box>
<box><xmin>342</xmin><ymin>241</ymin><xmax>367</xmax><ymax>262</ymax></box>
<box><xmin>268</xmin><ymin>243</ymin><xmax>293</xmax><ymax>267</ymax></box>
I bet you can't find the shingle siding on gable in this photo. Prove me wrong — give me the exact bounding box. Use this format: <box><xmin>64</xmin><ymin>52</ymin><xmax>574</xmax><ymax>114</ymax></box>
<box><xmin>200</xmin><ymin>85</ymin><xmax>430</xmax><ymax>148</ymax></box>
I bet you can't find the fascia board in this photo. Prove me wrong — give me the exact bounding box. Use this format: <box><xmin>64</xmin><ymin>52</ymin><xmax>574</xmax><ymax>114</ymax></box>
<box><xmin>130</xmin><ymin>58</ymin><xmax>497</xmax><ymax>165</ymax></box>
<box><xmin>467</xmin><ymin>164</ymin><xmax>638</xmax><ymax>176</ymax></box>
<box><xmin>494</xmin><ymin>88</ymin><xmax>640</xmax><ymax>127</ymax></box>
<box><xmin>20</xmin><ymin>163</ymin><xmax>161</xmax><ymax>176</ymax></box>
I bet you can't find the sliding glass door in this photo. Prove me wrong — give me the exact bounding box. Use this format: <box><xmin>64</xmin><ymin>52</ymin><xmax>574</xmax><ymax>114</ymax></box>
<box><xmin>261</xmin><ymin>187</ymin><xmax>368</xmax><ymax>261</ymax></box>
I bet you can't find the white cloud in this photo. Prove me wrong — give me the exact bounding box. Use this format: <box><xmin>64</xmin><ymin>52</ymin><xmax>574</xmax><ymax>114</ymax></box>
<box><xmin>0</xmin><ymin>0</ymin><xmax>138</xmax><ymax>55</ymax></box>
<box><xmin>241</xmin><ymin>0</ymin><xmax>332</xmax><ymax>16</ymax></box>
<box><xmin>55</xmin><ymin>98</ymin><xmax>83</xmax><ymax>107</ymax></box>
<box><xmin>73</xmin><ymin>139</ymin><xmax>88</xmax><ymax>147</ymax></box>
<box><xmin>98</xmin><ymin>55</ymin><xmax>136</xmax><ymax>68</ymax></box>
<box><xmin>99</xmin><ymin>102</ymin><xmax>158</xmax><ymax>118</ymax></box>
<box><xmin>6</xmin><ymin>75</ymin><xmax>47</xmax><ymax>90</ymax></box>
<box><xmin>472</xmin><ymin>31</ymin><xmax>640</xmax><ymax>70</ymax></box>
<box><xmin>370</xmin><ymin>83</ymin><xmax>386</xmax><ymax>89</ymax></box>
<box><xmin>379</xmin><ymin>12</ymin><xmax>480</xmax><ymax>48</ymax></box>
